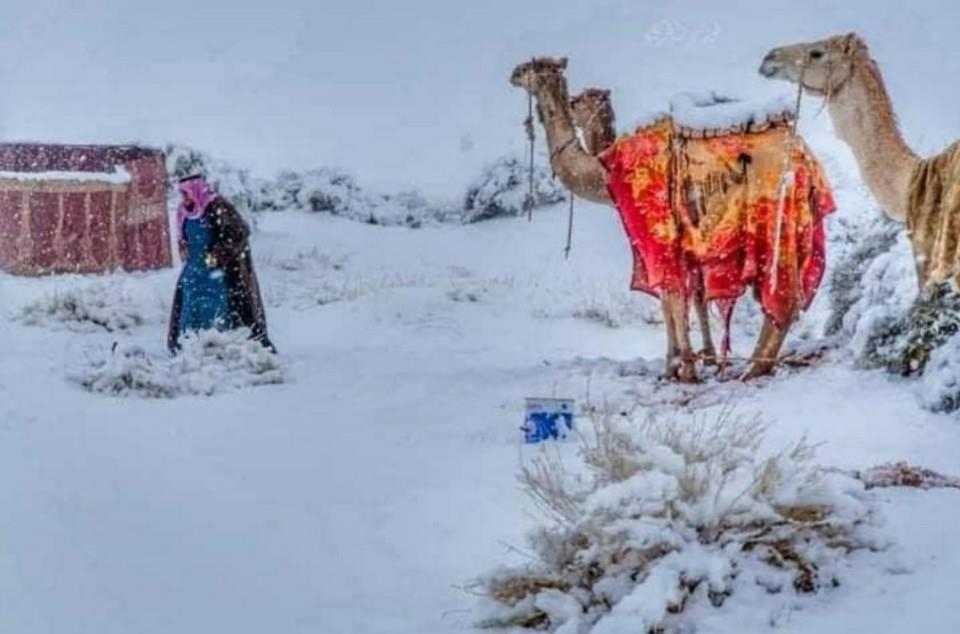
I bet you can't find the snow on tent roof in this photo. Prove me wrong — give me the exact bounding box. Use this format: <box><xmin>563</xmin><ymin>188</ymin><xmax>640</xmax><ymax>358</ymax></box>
<box><xmin>0</xmin><ymin>168</ymin><xmax>131</xmax><ymax>184</ymax></box>
<box><xmin>0</xmin><ymin>143</ymin><xmax>163</xmax><ymax>174</ymax></box>
<box><xmin>631</xmin><ymin>91</ymin><xmax>795</xmax><ymax>133</ymax></box>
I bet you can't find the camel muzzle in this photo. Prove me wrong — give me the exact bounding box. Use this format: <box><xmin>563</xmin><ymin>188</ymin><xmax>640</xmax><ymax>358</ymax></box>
<box><xmin>758</xmin><ymin>52</ymin><xmax>788</xmax><ymax>78</ymax></box>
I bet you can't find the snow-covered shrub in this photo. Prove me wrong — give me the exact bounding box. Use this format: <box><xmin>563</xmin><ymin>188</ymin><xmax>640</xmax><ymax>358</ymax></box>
<box><xmin>264</xmin><ymin>168</ymin><xmax>453</xmax><ymax>225</ymax></box>
<box><xmin>71</xmin><ymin>344</ymin><xmax>178</xmax><ymax>398</ymax></box>
<box><xmin>475</xmin><ymin>406</ymin><xmax>882</xmax><ymax>633</ymax></box>
<box><xmin>824</xmin><ymin>212</ymin><xmax>960</xmax><ymax>409</ymax></box>
<box><xmin>862</xmin><ymin>283</ymin><xmax>960</xmax><ymax>376</ymax></box>
<box><xmin>167</xmin><ymin>145</ymin><xmax>575</xmax><ymax>227</ymax></box>
<box><xmin>17</xmin><ymin>283</ymin><xmax>151</xmax><ymax>332</ymax></box>
<box><xmin>69</xmin><ymin>329</ymin><xmax>286</xmax><ymax>398</ymax></box>
<box><xmin>463</xmin><ymin>156</ymin><xmax>567</xmax><ymax>223</ymax></box>
<box><xmin>825</xmin><ymin>218</ymin><xmax>901</xmax><ymax>337</ymax></box>
<box><xmin>166</xmin><ymin>143</ymin><xmax>266</xmax><ymax>217</ymax></box>
<box><xmin>918</xmin><ymin>331</ymin><xmax>960</xmax><ymax>412</ymax></box>
<box><xmin>825</xmin><ymin>220</ymin><xmax>960</xmax><ymax>375</ymax></box>
<box><xmin>259</xmin><ymin>168</ymin><xmax>373</xmax><ymax>216</ymax></box>
<box><xmin>166</xmin><ymin>144</ymin><xmax>453</xmax><ymax>226</ymax></box>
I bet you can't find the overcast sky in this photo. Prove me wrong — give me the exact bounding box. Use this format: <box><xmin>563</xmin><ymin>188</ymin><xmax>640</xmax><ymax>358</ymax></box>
<box><xmin>1</xmin><ymin>1</ymin><xmax>957</xmax><ymax>196</ymax></box>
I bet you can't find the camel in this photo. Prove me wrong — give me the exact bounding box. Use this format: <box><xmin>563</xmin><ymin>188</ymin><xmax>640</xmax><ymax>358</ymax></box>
<box><xmin>759</xmin><ymin>34</ymin><xmax>917</xmax><ymax>223</ymax></box>
<box><xmin>511</xmin><ymin>58</ymin><xmax>698</xmax><ymax>381</ymax></box>
<box><xmin>510</xmin><ymin>57</ymin><xmax>808</xmax><ymax>382</ymax></box>
<box><xmin>569</xmin><ymin>86</ymin><xmax>720</xmax><ymax>367</ymax></box>
<box><xmin>760</xmin><ymin>33</ymin><xmax>960</xmax><ymax>293</ymax></box>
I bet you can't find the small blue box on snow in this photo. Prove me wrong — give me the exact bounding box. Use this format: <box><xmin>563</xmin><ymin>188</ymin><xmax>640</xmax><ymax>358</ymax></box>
<box><xmin>523</xmin><ymin>398</ymin><xmax>575</xmax><ymax>443</ymax></box>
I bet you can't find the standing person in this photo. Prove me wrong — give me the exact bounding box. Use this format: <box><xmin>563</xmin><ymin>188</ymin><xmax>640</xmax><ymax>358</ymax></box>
<box><xmin>167</xmin><ymin>174</ymin><xmax>275</xmax><ymax>353</ymax></box>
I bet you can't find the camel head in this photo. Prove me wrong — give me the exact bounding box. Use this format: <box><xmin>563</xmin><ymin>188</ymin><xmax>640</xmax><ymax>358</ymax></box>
<box><xmin>570</xmin><ymin>88</ymin><xmax>613</xmax><ymax>128</ymax></box>
<box><xmin>759</xmin><ymin>32</ymin><xmax>868</xmax><ymax>96</ymax></box>
<box><xmin>510</xmin><ymin>56</ymin><xmax>568</xmax><ymax>94</ymax></box>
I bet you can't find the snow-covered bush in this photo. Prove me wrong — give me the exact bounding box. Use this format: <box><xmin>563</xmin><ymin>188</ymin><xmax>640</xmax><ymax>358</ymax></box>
<box><xmin>167</xmin><ymin>145</ymin><xmax>573</xmax><ymax>227</ymax></box>
<box><xmin>862</xmin><ymin>282</ymin><xmax>960</xmax><ymax>376</ymax></box>
<box><xmin>166</xmin><ymin>144</ymin><xmax>453</xmax><ymax>226</ymax></box>
<box><xmin>826</xmin><ymin>225</ymin><xmax>960</xmax><ymax>378</ymax></box>
<box><xmin>69</xmin><ymin>329</ymin><xmax>286</xmax><ymax>398</ymax></box>
<box><xmin>825</xmin><ymin>218</ymin><xmax>902</xmax><ymax>337</ymax></box>
<box><xmin>166</xmin><ymin>143</ymin><xmax>266</xmax><ymax>217</ymax></box>
<box><xmin>475</xmin><ymin>406</ymin><xmax>882</xmax><ymax>633</ymax></box>
<box><xmin>262</xmin><ymin>168</ymin><xmax>454</xmax><ymax>225</ymax></box>
<box><xmin>918</xmin><ymin>331</ymin><xmax>960</xmax><ymax>412</ymax></box>
<box><xmin>823</xmin><ymin>210</ymin><xmax>960</xmax><ymax>409</ymax></box>
<box><xmin>463</xmin><ymin>156</ymin><xmax>567</xmax><ymax>223</ymax></box>
<box><xmin>17</xmin><ymin>283</ymin><xmax>152</xmax><ymax>332</ymax></box>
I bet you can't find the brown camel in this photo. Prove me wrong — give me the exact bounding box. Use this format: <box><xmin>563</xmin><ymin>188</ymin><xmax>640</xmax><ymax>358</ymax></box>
<box><xmin>570</xmin><ymin>86</ymin><xmax>720</xmax><ymax>366</ymax></box>
<box><xmin>510</xmin><ymin>57</ymin><xmax>794</xmax><ymax>381</ymax></box>
<box><xmin>759</xmin><ymin>33</ymin><xmax>960</xmax><ymax>291</ymax></box>
<box><xmin>759</xmin><ymin>34</ymin><xmax>917</xmax><ymax>223</ymax></box>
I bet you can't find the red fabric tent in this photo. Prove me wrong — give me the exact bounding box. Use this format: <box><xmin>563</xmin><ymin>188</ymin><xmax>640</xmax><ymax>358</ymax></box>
<box><xmin>0</xmin><ymin>144</ymin><xmax>172</xmax><ymax>276</ymax></box>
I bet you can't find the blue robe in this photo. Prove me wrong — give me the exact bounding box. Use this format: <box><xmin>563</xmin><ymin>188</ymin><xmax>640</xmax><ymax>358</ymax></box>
<box><xmin>176</xmin><ymin>215</ymin><xmax>233</xmax><ymax>334</ymax></box>
<box><xmin>168</xmin><ymin>198</ymin><xmax>274</xmax><ymax>353</ymax></box>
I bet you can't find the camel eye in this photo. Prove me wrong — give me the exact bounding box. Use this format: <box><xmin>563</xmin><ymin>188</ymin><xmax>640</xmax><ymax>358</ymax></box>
<box><xmin>809</xmin><ymin>50</ymin><xmax>825</xmax><ymax>60</ymax></box>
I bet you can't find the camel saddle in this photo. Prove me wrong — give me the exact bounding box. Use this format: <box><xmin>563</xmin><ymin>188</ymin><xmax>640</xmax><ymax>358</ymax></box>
<box><xmin>907</xmin><ymin>140</ymin><xmax>960</xmax><ymax>290</ymax></box>
<box><xmin>600</xmin><ymin>93</ymin><xmax>836</xmax><ymax>330</ymax></box>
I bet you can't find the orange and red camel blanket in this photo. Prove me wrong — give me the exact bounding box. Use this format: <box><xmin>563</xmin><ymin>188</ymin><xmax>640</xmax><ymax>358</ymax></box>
<box><xmin>600</xmin><ymin>117</ymin><xmax>836</xmax><ymax>334</ymax></box>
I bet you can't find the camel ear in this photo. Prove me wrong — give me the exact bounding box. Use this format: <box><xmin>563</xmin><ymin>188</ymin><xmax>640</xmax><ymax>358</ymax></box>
<box><xmin>558</xmin><ymin>57</ymin><xmax>568</xmax><ymax>69</ymax></box>
<box><xmin>842</xmin><ymin>32</ymin><xmax>865</xmax><ymax>55</ymax></box>
<box><xmin>602</xmin><ymin>89</ymin><xmax>611</xmax><ymax>98</ymax></box>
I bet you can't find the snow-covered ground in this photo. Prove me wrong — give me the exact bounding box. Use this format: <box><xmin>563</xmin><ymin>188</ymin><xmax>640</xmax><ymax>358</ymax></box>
<box><xmin>1</xmin><ymin>183</ymin><xmax>960</xmax><ymax>631</ymax></box>
<box><xmin>4</xmin><ymin>0</ymin><xmax>960</xmax><ymax>631</ymax></box>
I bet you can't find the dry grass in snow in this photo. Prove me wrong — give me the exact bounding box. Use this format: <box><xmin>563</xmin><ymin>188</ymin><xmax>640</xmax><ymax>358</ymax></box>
<box><xmin>68</xmin><ymin>329</ymin><xmax>287</xmax><ymax>398</ymax></box>
<box><xmin>474</xmin><ymin>406</ymin><xmax>886</xmax><ymax>633</ymax></box>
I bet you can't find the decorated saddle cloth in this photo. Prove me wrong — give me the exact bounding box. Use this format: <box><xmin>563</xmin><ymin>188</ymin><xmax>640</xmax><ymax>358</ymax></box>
<box><xmin>907</xmin><ymin>141</ymin><xmax>960</xmax><ymax>289</ymax></box>
<box><xmin>599</xmin><ymin>94</ymin><xmax>836</xmax><ymax>329</ymax></box>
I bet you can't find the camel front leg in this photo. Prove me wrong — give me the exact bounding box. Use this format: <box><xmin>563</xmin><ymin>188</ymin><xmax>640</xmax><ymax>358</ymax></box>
<box><xmin>663</xmin><ymin>291</ymin><xmax>698</xmax><ymax>383</ymax></box>
<box><xmin>742</xmin><ymin>316</ymin><xmax>789</xmax><ymax>380</ymax></box>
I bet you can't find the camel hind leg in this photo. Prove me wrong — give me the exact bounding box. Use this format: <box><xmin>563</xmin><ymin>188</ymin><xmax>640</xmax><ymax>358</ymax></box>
<box><xmin>742</xmin><ymin>316</ymin><xmax>789</xmax><ymax>380</ymax></box>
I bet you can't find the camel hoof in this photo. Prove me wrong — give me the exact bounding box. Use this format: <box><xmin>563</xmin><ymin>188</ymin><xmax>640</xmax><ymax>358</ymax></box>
<box><xmin>664</xmin><ymin>364</ymin><xmax>699</xmax><ymax>383</ymax></box>
<box><xmin>700</xmin><ymin>348</ymin><xmax>718</xmax><ymax>367</ymax></box>
<box><xmin>740</xmin><ymin>363</ymin><xmax>774</xmax><ymax>381</ymax></box>
<box><xmin>677</xmin><ymin>363</ymin><xmax>699</xmax><ymax>384</ymax></box>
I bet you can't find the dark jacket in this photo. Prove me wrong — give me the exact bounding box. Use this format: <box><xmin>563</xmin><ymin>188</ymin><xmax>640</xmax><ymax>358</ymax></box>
<box><xmin>168</xmin><ymin>198</ymin><xmax>275</xmax><ymax>353</ymax></box>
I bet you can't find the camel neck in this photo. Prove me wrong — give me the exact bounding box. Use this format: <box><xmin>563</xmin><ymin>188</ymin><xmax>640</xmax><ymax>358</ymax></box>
<box><xmin>532</xmin><ymin>77</ymin><xmax>579</xmax><ymax>161</ymax></box>
<box><xmin>828</xmin><ymin>58</ymin><xmax>920</xmax><ymax>221</ymax></box>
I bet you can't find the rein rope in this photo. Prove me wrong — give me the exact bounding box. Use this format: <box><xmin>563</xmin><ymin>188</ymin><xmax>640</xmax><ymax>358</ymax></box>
<box><xmin>550</xmin><ymin>136</ymin><xmax>578</xmax><ymax>259</ymax></box>
<box><xmin>521</xmin><ymin>68</ymin><xmax>583</xmax><ymax>258</ymax></box>
<box><xmin>770</xmin><ymin>63</ymin><xmax>807</xmax><ymax>291</ymax></box>
<box><xmin>559</xmin><ymin>97</ymin><xmax>613</xmax><ymax>259</ymax></box>
<box><xmin>523</xmin><ymin>86</ymin><xmax>536</xmax><ymax>222</ymax></box>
